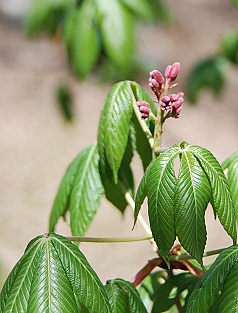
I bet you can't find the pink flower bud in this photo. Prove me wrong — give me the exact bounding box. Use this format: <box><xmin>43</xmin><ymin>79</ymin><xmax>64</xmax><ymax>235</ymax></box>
<box><xmin>136</xmin><ymin>100</ymin><xmax>150</xmax><ymax>119</ymax></box>
<box><xmin>170</xmin><ymin>62</ymin><xmax>180</xmax><ymax>80</ymax></box>
<box><xmin>165</xmin><ymin>65</ymin><xmax>172</xmax><ymax>79</ymax></box>
<box><xmin>150</xmin><ymin>70</ymin><xmax>164</xmax><ymax>85</ymax></box>
<box><xmin>161</xmin><ymin>96</ymin><xmax>170</xmax><ymax>104</ymax></box>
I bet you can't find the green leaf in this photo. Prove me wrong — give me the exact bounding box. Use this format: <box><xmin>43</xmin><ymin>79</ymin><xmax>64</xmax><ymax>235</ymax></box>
<box><xmin>108</xmin><ymin>278</ymin><xmax>147</xmax><ymax>313</ymax></box>
<box><xmin>119</xmin><ymin>0</ymin><xmax>154</xmax><ymax>20</ymax></box>
<box><xmin>175</xmin><ymin>151</ymin><xmax>211</xmax><ymax>264</ymax></box>
<box><xmin>71</xmin><ymin>1</ymin><xmax>100</xmax><ymax>79</ymax></box>
<box><xmin>105</xmin><ymin>283</ymin><xmax>127</xmax><ymax>313</ymax></box>
<box><xmin>186</xmin><ymin>56</ymin><xmax>227</xmax><ymax>103</ymax></box>
<box><xmin>189</xmin><ymin>145</ymin><xmax>237</xmax><ymax>244</ymax></box>
<box><xmin>134</xmin><ymin>171</ymin><xmax>148</xmax><ymax>228</ymax></box>
<box><xmin>49</xmin><ymin>143</ymin><xmax>104</xmax><ymax>237</ymax></box>
<box><xmin>98</xmin><ymin>81</ymin><xmax>133</xmax><ymax>183</ymax></box>
<box><xmin>186</xmin><ymin>245</ymin><xmax>238</xmax><ymax>313</ymax></box>
<box><xmin>221</xmin><ymin>29</ymin><xmax>238</xmax><ymax>64</ymax></box>
<box><xmin>146</xmin><ymin>145</ymin><xmax>180</xmax><ymax>265</ymax></box>
<box><xmin>0</xmin><ymin>233</ymin><xmax>111</xmax><ymax>312</ymax></box>
<box><xmin>96</xmin><ymin>0</ymin><xmax>134</xmax><ymax>71</ymax></box>
<box><xmin>25</xmin><ymin>0</ymin><xmax>71</xmax><ymax>37</ymax></box>
<box><xmin>218</xmin><ymin>259</ymin><xmax>238</xmax><ymax>312</ymax></box>
<box><xmin>222</xmin><ymin>151</ymin><xmax>238</xmax><ymax>220</ymax></box>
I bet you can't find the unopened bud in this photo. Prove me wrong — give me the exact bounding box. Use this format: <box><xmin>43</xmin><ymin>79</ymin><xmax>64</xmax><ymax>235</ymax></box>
<box><xmin>170</xmin><ymin>62</ymin><xmax>180</xmax><ymax>80</ymax></box>
<box><xmin>150</xmin><ymin>70</ymin><xmax>164</xmax><ymax>85</ymax></box>
<box><xmin>136</xmin><ymin>100</ymin><xmax>150</xmax><ymax>120</ymax></box>
<box><xmin>165</xmin><ymin>62</ymin><xmax>181</xmax><ymax>84</ymax></box>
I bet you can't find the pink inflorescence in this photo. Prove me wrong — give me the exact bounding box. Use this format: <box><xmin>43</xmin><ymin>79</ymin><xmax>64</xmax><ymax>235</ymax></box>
<box><xmin>148</xmin><ymin>62</ymin><xmax>184</xmax><ymax>119</ymax></box>
<box><xmin>136</xmin><ymin>100</ymin><xmax>151</xmax><ymax>120</ymax></box>
<box><xmin>161</xmin><ymin>92</ymin><xmax>184</xmax><ymax>119</ymax></box>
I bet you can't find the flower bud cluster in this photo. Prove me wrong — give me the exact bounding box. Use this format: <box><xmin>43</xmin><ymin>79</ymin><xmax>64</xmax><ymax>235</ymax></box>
<box><xmin>136</xmin><ymin>62</ymin><xmax>183</xmax><ymax>121</ymax></box>
<box><xmin>136</xmin><ymin>100</ymin><xmax>150</xmax><ymax>120</ymax></box>
<box><xmin>161</xmin><ymin>92</ymin><xmax>184</xmax><ymax>119</ymax></box>
<box><xmin>148</xmin><ymin>62</ymin><xmax>181</xmax><ymax>98</ymax></box>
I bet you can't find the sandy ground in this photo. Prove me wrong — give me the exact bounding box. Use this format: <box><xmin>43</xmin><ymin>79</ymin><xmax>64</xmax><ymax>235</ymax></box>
<box><xmin>0</xmin><ymin>0</ymin><xmax>238</xmax><ymax>287</ymax></box>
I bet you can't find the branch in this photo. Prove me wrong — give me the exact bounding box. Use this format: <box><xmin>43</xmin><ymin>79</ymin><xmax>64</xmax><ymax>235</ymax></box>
<box><xmin>66</xmin><ymin>235</ymin><xmax>153</xmax><ymax>243</ymax></box>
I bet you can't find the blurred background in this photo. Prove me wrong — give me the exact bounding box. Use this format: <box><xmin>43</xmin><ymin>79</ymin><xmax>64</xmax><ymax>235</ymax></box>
<box><xmin>0</xmin><ymin>0</ymin><xmax>237</xmax><ymax>287</ymax></box>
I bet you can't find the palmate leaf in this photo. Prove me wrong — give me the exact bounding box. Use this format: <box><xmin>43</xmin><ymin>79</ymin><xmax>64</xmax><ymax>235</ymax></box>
<box><xmin>146</xmin><ymin>145</ymin><xmax>180</xmax><ymax>265</ymax></box>
<box><xmin>186</xmin><ymin>245</ymin><xmax>238</xmax><ymax>313</ymax></box>
<box><xmin>222</xmin><ymin>151</ymin><xmax>238</xmax><ymax>220</ymax></box>
<box><xmin>106</xmin><ymin>279</ymin><xmax>147</xmax><ymax>313</ymax></box>
<box><xmin>175</xmin><ymin>151</ymin><xmax>211</xmax><ymax>264</ymax></box>
<box><xmin>49</xmin><ymin>142</ymin><xmax>104</xmax><ymax>237</ymax></box>
<box><xmin>189</xmin><ymin>145</ymin><xmax>237</xmax><ymax>244</ymax></box>
<box><xmin>0</xmin><ymin>233</ymin><xmax>111</xmax><ymax>313</ymax></box>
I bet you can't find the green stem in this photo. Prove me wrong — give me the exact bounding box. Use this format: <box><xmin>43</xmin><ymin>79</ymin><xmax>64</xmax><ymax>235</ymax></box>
<box><xmin>153</xmin><ymin>105</ymin><xmax>164</xmax><ymax>159</ymax></box>
<box><xmin>66</xmin><ymin>236</ymin><xmax>153</xmax><ymax>243</ymax></box>
<box><xmin>169</xmin><ymin>247</ymin><xmax>226</xmax><ymax>262</ymax></box>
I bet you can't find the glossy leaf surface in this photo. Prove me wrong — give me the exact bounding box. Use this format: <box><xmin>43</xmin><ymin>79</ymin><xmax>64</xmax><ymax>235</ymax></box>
<box><xmin>106</xmin><ymin>279</ymin><xmax>147</xmax><ymax>313</ymax></box>
<box><xmin>175</xmin><ymin>151</ymin><xmax>211</xmax><ymax>264</ymax></box>
<box><xmin>146</xmin><ymin>145</ymin><xmax>180</xmax><ymax>264</ymax></box>
<box><xmin>186</xmin><ymin>245</ymin><xmax>238</xmax><ymax>313</ymax></box>
<box><xmin>222</xmin><ymin>151</ymin><xmax>238</xmax><ymax>220</ymax></box>
<box><xmin>98</xmin><ymin>81</ymin><xmax>133</xmax><ymax>183</ymax></box>
<box><xmin>49</xmin><ymin>143</ymin><xmax>104</xmax><ymax>237</ymax></box>
<box><xmin>189</xmin><ymin>145</ymin><xmax>237</xmax><ymax>244</ymax></box>
<box><xmin>0</xmin><ymin>233</ymin><xmax>111</xmax><ymax>313</ymax></box>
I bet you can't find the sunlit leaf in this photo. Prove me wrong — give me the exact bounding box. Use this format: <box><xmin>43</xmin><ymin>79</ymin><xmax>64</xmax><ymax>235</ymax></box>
<box><xmin>222</xmin><ymin>151</ymin><xmax>238</xmax><ymax>220</ymax></box>
<box><xmin>98</xmin><ymin>81</ymin><xmax>133</xmax><ymax>183</ymax></box>
<box><xmin>49</xmin><ymin>143</ymin><xmax>104</xmax><ymax>237</ymax></box>
<box><xmin>175</xmin><ymin>151</ymin><xmax>211</xmax><ymax>264</ymax></box>
<box><xmin>189</xmin><ymin>145</ymin><xmax>237</xmax><ymax>244</ymax></box>
<box><xmin>119</xmin><ymin>0</ymin><xmax>154</xmax><ymax>20</ymax></box>
<box><xmin>0</xmin><ymin>234</ymin><xmax>111</xmax><ymax>313</ymax></box>
<box><xmin>146</xmin><ymin>145</ymin><xmax>180</xmax><ymax>265</ymax></box>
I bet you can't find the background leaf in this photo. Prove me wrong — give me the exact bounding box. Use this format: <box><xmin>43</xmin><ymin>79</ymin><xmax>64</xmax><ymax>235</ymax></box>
<box><xmin>186</xmin><ymin>56</ymin><xmax>227</xmax><ymax>103</ymax></box>
<box><xmin>147</xmin><ymin>145</ymin><xmax>180</xmax><ymax>265</ymax></box>
<box><xmin>49</xmin><ymin>143</ymin><xmax>104</xmax><ymax>237</ymax></box>
<box><xmin>175</xmin><ymin>151</ymin><xmax>211</xmax><ymax>264</ymax></box>
<box><xmin>186</xmin><ymin>245</ymin><xmax>238</xmax><ymax>313</ymax></box>
<box><xmin>25</xmin><ymin>0</ymin><xmax>71</xmax><ymax>37</ymax></box>
<box><xmin>96</xmin><ymin>0</ymin><xmax>134</xmax><ymax>73</ymax></box>
<box><xmin>71</xmin><ymin>1</ymin><xmax>100</xmax><ymax>79</ymax></box>
<box><xmin>221</xmin><ymin>29</ymin><xmax>238</xmax><ymax>64</ymax></box>
<box><xmin>189</xmin><ymin>145</ymin><xmax>237</xmax><ymax>244</ymax></box>
<box><xmin>119</xmin><ymin>0</ymin><xmax>154</xmax><ymax>20</ymax></box>
<box><xmin>0</xmin><ymin>234</ymin><xmax>111</xmax><ymax>313</ymax></box>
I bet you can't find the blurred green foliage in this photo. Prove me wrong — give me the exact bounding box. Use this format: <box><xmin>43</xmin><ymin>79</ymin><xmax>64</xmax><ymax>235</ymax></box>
<box><xmin>25</xmin><ymin>0</ymin><xmax>172</xmax><ymax>80</ymax></box>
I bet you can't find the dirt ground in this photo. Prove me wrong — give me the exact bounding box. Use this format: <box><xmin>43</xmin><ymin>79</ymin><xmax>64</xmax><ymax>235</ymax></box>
<box><xmin>0</xmin><ymin>0</ymin><xmax>238</xmax><ymax>287</ymax></box>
